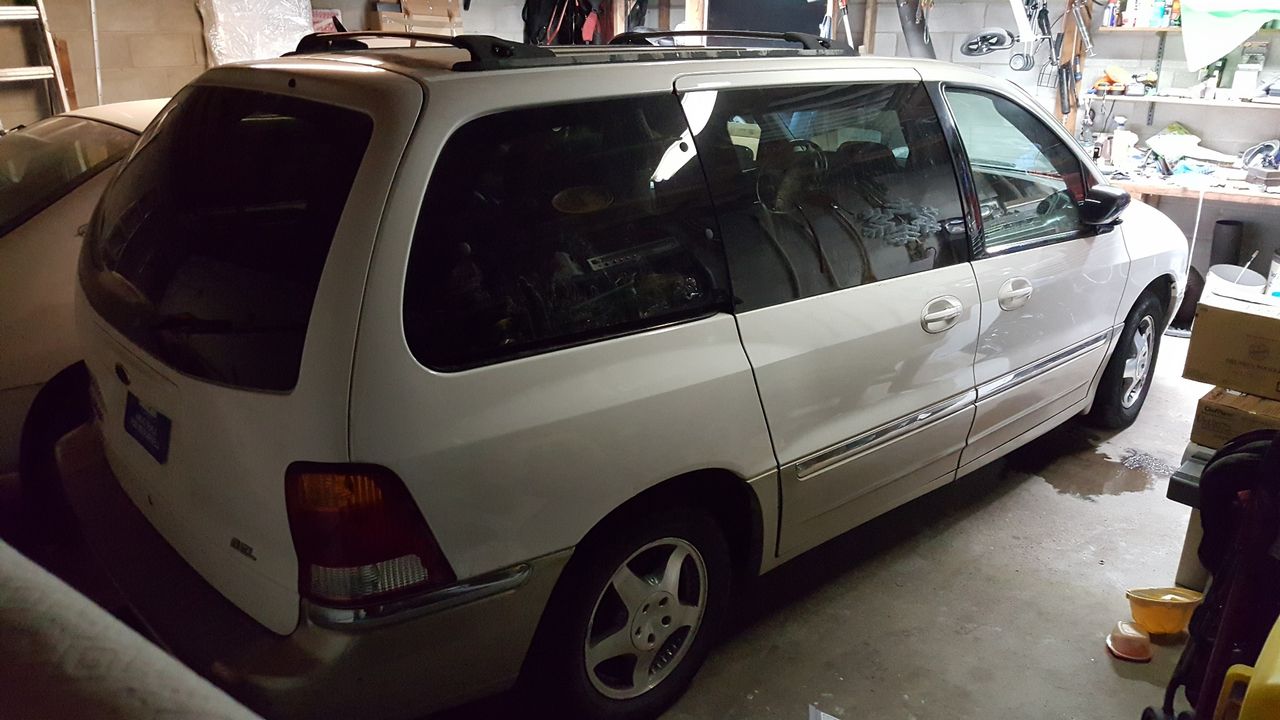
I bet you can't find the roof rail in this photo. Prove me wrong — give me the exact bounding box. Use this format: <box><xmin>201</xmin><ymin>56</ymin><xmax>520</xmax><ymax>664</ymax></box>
<box><xmin>609</xmin><ymin>30</ymin><xmax>843</xmax><ymax>53</ymax></box>
<box><xmin>288</xmin><ymin>31</ymin><xmax>555</xmax><ymax>69</ymax></box>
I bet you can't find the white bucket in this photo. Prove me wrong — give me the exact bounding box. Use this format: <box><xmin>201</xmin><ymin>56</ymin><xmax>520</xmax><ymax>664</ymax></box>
<box><xmin>1205</xmin><ymin>263</ymin><xmax>1268</xmax><ymax>300</ymax></box>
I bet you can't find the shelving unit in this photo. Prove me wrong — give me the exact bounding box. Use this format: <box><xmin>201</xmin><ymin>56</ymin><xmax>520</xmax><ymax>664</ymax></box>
<box><xmin>1091</xmin><ymin>22</ymin><xmax>1280</xmax><ymax>123</ymax></box>
<box><xmin>1082</xmin><ymin>95</ymin><xmax>1280</xmax><ymax>111</ymax></box>
<box><xmin>1097</xmin><ymin>26</ymin><xmax>1182</xmax><ymax>33</ymax></box>
<box><xmin>1096</xmin><ymin>26</ymin><xmax>1279</xmax><ymax>34</ymax></box>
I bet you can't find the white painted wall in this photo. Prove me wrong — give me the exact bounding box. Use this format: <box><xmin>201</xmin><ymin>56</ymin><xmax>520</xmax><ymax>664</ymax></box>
<box><xmin>460</xmin><ymin>0</ymin><xmax>527</xmax><ymax>40</ymax></box>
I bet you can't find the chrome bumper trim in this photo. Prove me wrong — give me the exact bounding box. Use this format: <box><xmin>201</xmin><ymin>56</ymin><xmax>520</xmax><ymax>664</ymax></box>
<box><xmin>795</xmin><ymin>390</ymin><xmax>977</xmax><ymax>480</ymax></box>
<box><xmin>976</xmin><ymin>328</ymin><xmax>1112</xmax><ymax>402</ymax></box>
<box><xmin>306</xmin><ymin>562</ymin><xmax>533</xmax><ymax>629</ymax></box>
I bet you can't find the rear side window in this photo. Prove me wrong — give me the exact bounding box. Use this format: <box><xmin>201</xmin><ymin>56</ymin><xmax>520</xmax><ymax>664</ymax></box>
<box><xmin>688</xmin><ymin>82</ymin><xmax>967</xmax><ymax>312</ymax></box>
<box><xmin>80</xmin><ymin>86</ymin><xmax>372</xmax><ymax>391</ymax></box>
<box><xmin>404</xmin><ymin>94</ymin><xmax>731</xmax><ymax>370</ymax></box>
<box><xmin>0</xmin><ymin>116</ymin><xmax>135</xmax><ymax>237</ymax></box>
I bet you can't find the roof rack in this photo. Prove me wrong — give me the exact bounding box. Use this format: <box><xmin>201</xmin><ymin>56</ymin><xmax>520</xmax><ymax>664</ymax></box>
<box><xmin>288</xmin><ymin>31</ymin><xmax>554</xmax><ymax>70</ymax></box>
<box><xmin>287</xmin><ymin>29</ymin><xmax>856</xmax><ymax>72</ymax></box>
<box><xmin>609</xmin><ymin>30</ymin><xmax>844</xmax><ymax>53</ymax></box>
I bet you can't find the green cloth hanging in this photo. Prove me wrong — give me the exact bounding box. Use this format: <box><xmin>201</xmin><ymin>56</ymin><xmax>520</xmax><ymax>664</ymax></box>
<box><xmin>1181</xmin><ymin>0</ymin><xmax>1280</xmax><ymax>70</ymax></box>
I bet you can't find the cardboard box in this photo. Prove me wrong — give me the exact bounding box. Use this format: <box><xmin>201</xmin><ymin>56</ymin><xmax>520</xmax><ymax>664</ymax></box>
<box><xmin>1184</xmin><ymin>291</ymin><xmax>1280</xmax><ymax>401</ymax></box>
<box><xmin>1191</xmin><ymin>387</ymin><xmax>1280</xmax><ymax>448</ymax></box>
<box><xmin>401</xmin><ymin>0</ymin><xmax>459</xmax><ymax>18</ymax></box>
<box><xmin>370</xmin><ymin>10</ymin><xmax>410</xmax><ymax>32</ymax></box>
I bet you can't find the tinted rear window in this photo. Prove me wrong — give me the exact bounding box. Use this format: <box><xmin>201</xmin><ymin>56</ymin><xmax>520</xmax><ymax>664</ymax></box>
<box><xmin>0</xmin><ymin>116</ymin><xmax>136</xmax><ymax>236</ymax></box>
<box><xmin>80</xmin><ymin>86</ymin><xmax>372</xmax><ymax>391</ymax></box>
<box><xmin>403</xmin><ymin>94</ymin><xmax>731</xmax><ymax>370</ymax></box>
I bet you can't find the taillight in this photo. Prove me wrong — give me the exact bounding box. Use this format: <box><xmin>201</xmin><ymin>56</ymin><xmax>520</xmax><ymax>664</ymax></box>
<box><xmin>285</xmin><ymin>463</ymin><xmax>455</xmax><ymax>607</ymax></box>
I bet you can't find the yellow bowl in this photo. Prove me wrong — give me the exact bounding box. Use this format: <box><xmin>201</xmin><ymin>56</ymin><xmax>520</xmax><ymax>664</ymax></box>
<box><xmin>1127</xmin><ymin>587</ymin><xmax>1204</xmax><ymax>635</ymax></box>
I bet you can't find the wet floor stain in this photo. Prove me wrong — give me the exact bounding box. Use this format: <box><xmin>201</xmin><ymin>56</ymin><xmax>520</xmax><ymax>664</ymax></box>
<box><xmin>1006</xmin><ymin>424</ymin><xmax>1175</xmax><ymax>499</ymax></box>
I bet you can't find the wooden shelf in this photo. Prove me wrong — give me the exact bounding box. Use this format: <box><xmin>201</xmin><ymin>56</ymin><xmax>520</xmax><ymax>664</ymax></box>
<box><xmin>1096</xmin><ymin>26</ymin><xmax>1279</xmax><ymax>34</ymax></box>
<box><xmin>1096</xmin><ymin>26</ymin><xmax>1181</xmax><ymax>33</ymax></box>
<box><xmin>1082</xmin><ymin>94</ymin><xmax>1280</xmax><ymax>110</ymax></box>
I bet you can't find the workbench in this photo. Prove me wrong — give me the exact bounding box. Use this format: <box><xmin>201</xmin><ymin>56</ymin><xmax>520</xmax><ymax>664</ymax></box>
<box><xmin>1115</xmin><ymin>179</ymin><xmax>1280</xmax><ymax>208</ymax></box>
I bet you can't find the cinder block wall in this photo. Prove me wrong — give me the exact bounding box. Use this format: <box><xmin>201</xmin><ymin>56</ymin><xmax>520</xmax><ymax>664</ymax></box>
<box><xmin>0</xmin><ymin>0</ymin><xmax>205</xmax><ymax>127</ymax></box>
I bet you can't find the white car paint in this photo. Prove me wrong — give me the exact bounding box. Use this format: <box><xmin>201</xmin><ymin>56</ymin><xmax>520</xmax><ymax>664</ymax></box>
<box><xmin>71</xmin><ymin>47</ymin><xmax>1186</xmax><ymax>713</ymax></box>
<box><xmin>76</xmin><ymin>67</ymin><xmax>422</xmax><ymax>633</ymax></box>
<box><xmin>0</xmin><ymin>99</ymin><xmax>165</xmax><ymax>473</ymax></box>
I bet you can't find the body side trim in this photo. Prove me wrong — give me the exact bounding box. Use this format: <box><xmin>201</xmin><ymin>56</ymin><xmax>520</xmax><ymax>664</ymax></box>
<box><xmin>976</xmin><ymin>328</ymin><xmax>1112</xmax><ymax>402</ymax></box>
<box><xmin>794</xmin><ymin>390</ymin><xmax>976</xmax><ymax>480</ymax></box>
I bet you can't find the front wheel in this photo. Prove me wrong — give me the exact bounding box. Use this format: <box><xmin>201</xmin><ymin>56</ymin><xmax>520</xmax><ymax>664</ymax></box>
<box><xmin>526</xmin><ymin>507</ymin><xmax>731</xmax><ymax>720</ymax></box>
<box><xmin>1088</xmin><ymin>292</ymin><xmax>1163</xmax><ymax>429</ymax></box>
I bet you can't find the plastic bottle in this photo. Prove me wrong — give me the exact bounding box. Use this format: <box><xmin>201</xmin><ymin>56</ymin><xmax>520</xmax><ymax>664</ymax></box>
<box><xmin>1103</xmin><ymin>0</ymin><xmax>1119</xmax><ymax>27</ymax></box>
<box><xmin>1112</xmin><ymin>116</ymin><xmax>1140</xmax><ymax>171</ymax></box>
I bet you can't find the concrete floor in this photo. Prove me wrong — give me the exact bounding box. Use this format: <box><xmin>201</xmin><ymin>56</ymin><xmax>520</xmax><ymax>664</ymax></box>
<box><xmin>3</xmin><ymin>336</ymin><xmax>1210</xmax><ymax>720</ymax></box>
<box><xmin>659</xmin><ymin>336</ymin><xmax>1206</xmax><ymax>720</ymax></box>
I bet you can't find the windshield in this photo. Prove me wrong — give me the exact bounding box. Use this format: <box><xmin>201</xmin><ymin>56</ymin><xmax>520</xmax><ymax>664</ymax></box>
<box><xmin>0</xmin><ymin>116</ymin><xmax>136</xmax><ymax>236</ymax></box>
<box><xmin>79</xmin><ymin>86</ymin><xmax>373</xmax><ymax>392</ymax></box>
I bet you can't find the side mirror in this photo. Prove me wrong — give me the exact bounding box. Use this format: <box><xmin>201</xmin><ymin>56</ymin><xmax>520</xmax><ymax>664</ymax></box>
<box><xmin>1080</xmin><ymin>184</ymin><xmax>1131</xmax><ymax>226</ymax></box>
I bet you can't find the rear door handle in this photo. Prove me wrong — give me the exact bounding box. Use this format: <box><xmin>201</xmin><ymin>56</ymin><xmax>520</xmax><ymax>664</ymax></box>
<box><xmin>921</xmin><ymin>295</ymin><xmax>963</xmax><ymax>334</ymax></box>
<box><xmin>998</xmin><ymin>277</ymin><xmax>1034</xmax><ymax>311</ymax></box>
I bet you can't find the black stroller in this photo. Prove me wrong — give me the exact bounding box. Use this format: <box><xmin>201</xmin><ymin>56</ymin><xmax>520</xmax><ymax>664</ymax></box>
<box><xmin>1143</xmin><ymin>430</ymin><xmax>1280</xmax><ymax>720</ymax></box>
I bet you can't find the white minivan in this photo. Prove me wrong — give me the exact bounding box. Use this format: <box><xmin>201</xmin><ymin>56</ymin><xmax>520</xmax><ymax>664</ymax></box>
<box><xmin>63</xmin><ymin>32</ymin><xmax>1186</xmax><ymax>720</ymax></box>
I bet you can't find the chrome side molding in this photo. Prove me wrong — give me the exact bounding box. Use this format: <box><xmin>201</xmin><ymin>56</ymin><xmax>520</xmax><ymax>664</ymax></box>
<box><xmin>976</xmin><ymin>328</ymin><xmax>1111</xmax><ymax>401</ymax></box>
<box><xmin>795</xmin><ymin>390</ymin><xmax>977</xmax><ymax>480</ymax></box>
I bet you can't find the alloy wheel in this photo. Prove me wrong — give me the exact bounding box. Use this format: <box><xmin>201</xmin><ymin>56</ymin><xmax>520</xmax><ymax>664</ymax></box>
<box><xmin>583</xmin><ymin>538</ymin><xmax>708</xmax><ymax>700</ymax></box>
<box><xmin>1121</xmin><ymin>315</ymin><xmax>1155</xmax><ymax>409</ymax></box>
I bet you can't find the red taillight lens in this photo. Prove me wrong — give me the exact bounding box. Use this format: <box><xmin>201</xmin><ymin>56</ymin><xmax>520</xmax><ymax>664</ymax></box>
<box><xmin>285</xmin><ymin>463</ymin><xmax>455</xmax><ymax>607</ymax></box>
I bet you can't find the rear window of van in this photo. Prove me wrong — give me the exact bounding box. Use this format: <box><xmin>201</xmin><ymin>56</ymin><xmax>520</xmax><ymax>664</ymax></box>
<box><xmin>80</xmin><ymin>86</ymin><xmax>372</xmax><ymax>391</ymax></box>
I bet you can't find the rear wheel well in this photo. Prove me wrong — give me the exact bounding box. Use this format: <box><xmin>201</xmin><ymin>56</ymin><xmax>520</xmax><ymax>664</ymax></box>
<box><xmin>1141</xmin><ymin>275</ymin><xmax>1177</xmax><ymax>329</ymax></box>
<box><xmin>518</xmin><ymin>469</ymin><xmax>767</xmax><ymax>691</ymax></box>
<box><xmin>577</xmin><ymin>469</ymin><xmax>764</xmax><ymax>584</ymax></box>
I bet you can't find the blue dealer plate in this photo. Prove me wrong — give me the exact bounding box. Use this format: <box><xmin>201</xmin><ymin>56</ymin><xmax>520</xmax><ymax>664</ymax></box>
<box><xmin>124</xmin><ymin>392</ymin><xmax>171</xmax><ymax>464</ymax></box>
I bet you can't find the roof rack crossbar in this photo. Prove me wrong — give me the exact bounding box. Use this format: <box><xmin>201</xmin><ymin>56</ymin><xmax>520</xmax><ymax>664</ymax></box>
<box><xmin>609</xmin><ymin>30</ymin><xmax>838</xmax><ymax>52</ymax></box>
<box><xmin>288</xmin><ymin>31</ymin><xmax>555</xmax><ymax>69</ymax></box>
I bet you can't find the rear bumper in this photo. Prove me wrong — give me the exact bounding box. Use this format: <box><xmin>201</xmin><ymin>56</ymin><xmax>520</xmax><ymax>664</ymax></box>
<box><xmin>57</xmin><ymin>424</ymin><xmax>570</xmax><ymax>720</ymax></box>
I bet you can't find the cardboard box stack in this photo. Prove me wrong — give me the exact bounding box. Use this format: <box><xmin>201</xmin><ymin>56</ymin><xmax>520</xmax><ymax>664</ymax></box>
<box><xmin>1184</xmin><ymin>291</ymin><xmax>1280</xmax><ymax>448</ymax></box>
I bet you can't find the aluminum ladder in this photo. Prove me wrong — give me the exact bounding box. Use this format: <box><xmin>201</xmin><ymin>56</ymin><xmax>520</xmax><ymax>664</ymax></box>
<box><xmin>0</xmin><ymin>0</ymin><xmax>70</xmax><ymax>119</ymax></box>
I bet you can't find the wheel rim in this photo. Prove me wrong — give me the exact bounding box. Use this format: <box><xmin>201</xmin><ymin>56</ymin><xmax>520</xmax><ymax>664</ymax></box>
<box><xmin>1121</xmin><ymin>315</ymin><xmax>1156</xmax><ymax>409</ymax></box>
<box><xmin>583</xmin><ymin>537</ymin><xmax>708</xmax><ymax>700</ymax></box>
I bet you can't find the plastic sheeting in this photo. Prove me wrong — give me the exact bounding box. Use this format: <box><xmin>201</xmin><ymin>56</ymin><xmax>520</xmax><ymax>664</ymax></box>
<box><xmin>1181</xmin><ymin>0</ymin><xmax>1280</xmax><ymax>72</ymax></box>
<box><xmin>198</xmin><ymin>0</ymin><xmax>314</xmax><ymax>66</ymax></box>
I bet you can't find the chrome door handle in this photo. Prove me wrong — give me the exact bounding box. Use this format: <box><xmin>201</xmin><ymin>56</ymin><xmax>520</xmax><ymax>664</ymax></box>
<box><xmin>921</xmin><ymin>295</ymin><xmax>963</xmax><ymax>334</ymax></box>
<box><xmin>998</xmin><ymin>277</ymin><xmax>1034</xmax><ymax>311</ymax></box>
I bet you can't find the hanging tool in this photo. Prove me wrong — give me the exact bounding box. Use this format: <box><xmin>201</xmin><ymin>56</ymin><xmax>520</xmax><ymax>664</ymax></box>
<box><xmin>837</xmin><ymin>0</ymin><xmax>854</xmax><ymax>49</ymax></box>
<box><xmin>916</xmin><ymin>0</ymin><xmax>934</xmax><ymax>45</ymax></box>
<box><xmin>1058</xmin><ymin>64</ymin><xmax>1074</xmax><ymax>118</ymax></box>
<box><xmin>961</xmin><ymin>0</ymin><xmax>1050</xmax><ymax>72</ymax></box>
<box><xmin>1071</xmin><ymin>0</ymin><xmax>1095</xmax><ymax>57</ymax></box>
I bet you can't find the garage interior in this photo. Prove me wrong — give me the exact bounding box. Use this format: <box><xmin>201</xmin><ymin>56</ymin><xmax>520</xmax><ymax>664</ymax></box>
<box><xmin>3</xmin><ymin>2</ymin><xmax>1280</xmax><ymax>720</ymax></box>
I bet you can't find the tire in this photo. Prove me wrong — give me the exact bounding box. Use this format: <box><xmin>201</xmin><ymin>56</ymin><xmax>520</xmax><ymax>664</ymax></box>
<box><xmin>1088</xmin><ymin>292</ymin><xmax>1164</xmax><ymax>430</ymax></box>
<box><xmin>1169</xmin><ymin>266</ymin><xmax>1203</xmax><ymax>333</ymax></box>
<box><xmin>18</xmin><ymin>362</ymin><xmax>91</xmax><ymax>547</ymax></box>
<box><xmin>525</xmin><ymin>507</ymin><xmax>731</xmax><ymax>720</ymax></box>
